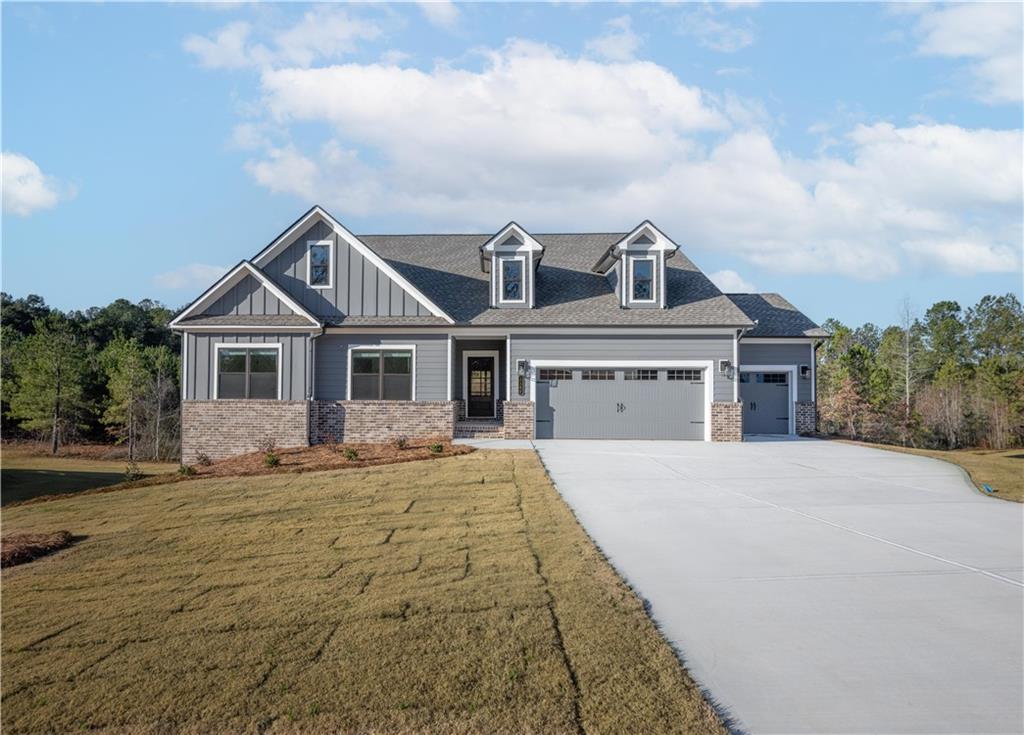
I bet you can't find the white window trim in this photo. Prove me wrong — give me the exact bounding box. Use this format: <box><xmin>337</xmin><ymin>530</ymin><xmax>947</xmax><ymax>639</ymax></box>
<box><xmin>346</xmin><ymin>344</ymin><xmax>417</xmax><ymax>401</ymax></box>
<box><xmin>527</xmin><ymin>359</ymin><xmax>714</xmax><ymax>441</ymax></box>
<box><xmin>498</xmin><ymin>255</ymin><xmax>527</xmax><ymax>304</ymax></box>
<box><xmin>738</xmin><ymin>364</ymin><xmax>798</xmax><ymax>435</ymax></box>
<box><xmin>213</xmin><ymin>342</ymin><xmax>283</xmax><ymax>400</ymax></box>
<box><xmin>463</xmin><ymin>349</ymin><xmax>500</xmax><ymax>418</ymax></box>
<box><xmin>628</xmin><ymin>255</ymin><xmax>657</xmax><ymax>304</ymax></box>
<box><xmin>306</xmin><ymin>239</ymin><xmax>333</xmax><ymax>289</ymax></box>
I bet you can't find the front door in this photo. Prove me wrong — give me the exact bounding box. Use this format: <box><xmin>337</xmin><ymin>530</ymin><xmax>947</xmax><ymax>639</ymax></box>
<box><xmin>467</xmin><ymin>356</ymin><xmax>496</xmax><ymax>418</ymax></box>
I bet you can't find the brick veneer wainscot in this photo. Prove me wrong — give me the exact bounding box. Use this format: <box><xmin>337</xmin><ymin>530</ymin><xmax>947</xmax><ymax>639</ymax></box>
<box><xmin>795</xmin><ymin>401</ymin><xmax>817</xmax><ymax>435</ymax></box>
<box><xmin>710</xmin><ymin>401</ymin><xmax>743</xmax><ymax>442</ymax></box>
<box><xmin>311</xmin><ymin>400</ymin><xmax>457</xmax><ymax>444</ymax></box>
<box><xmin>502</xmin><ymin>401</ymin><xmax>535</xmax><ymax>440</ymax></box>
<box><xmin>182</xmin><ymin>400</ymin><xmax>309</xmax><ymax>463</ymax></box>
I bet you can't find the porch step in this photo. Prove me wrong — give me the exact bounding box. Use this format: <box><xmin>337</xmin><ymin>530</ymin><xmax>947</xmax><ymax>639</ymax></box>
<box><xmin>454</xmin><ymin>420</ymin><xmax>505</xmax><ymax>439</ymax></box>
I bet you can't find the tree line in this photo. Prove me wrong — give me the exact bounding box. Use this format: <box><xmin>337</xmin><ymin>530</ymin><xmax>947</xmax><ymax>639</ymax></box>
<box><xmin>817</xmin><ymin>293</ymin><xmax>1024</xmax><ymax>450</ymax></box>
<box><xmin>1</xmin><ymin>293</ymin><xmax>181</xmax><ymax>459</ymax></box>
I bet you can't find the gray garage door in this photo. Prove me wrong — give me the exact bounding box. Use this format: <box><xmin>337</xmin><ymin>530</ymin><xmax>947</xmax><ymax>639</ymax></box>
<box><xmin>740</xmin><ymin>371</ymin><xmax>790</xmax><ymax>434</ymax></box>
<box><xmin>535</xmin><ymin>367</ymin><xmax>705</xmax><ymax>440</ymax></box>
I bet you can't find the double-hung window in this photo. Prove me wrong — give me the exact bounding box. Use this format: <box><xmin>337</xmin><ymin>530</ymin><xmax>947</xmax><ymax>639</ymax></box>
<box><xmin>500</xmin><ymin>258</ymin><xmax>524</xmax><ymax>303</ymax></box>
<box><xmin>631</xmin><ymin>257</ymin><xmax>655</xmax><ymax>302</ymax></box>
<box><xmin>308</xmin><ymin>240</ymin><xmax>332</xmax><ymax>288</ymax></box>
<box><xmin>351</xmin><ymin>349</ymin><xmax>413</xmax><ymax>400</ymax></box>
<box><xmin>217</xmin><ymin>346</ymin><xmax>279</xmax><ymax>399</ymax></box>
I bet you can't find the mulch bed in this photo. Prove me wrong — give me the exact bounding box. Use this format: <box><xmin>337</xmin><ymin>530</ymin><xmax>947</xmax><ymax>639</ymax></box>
<box><xmin>6</xmin><ymin>440</ymin><xmax>475</xmax><ymax>508</ymax></box>
<box><xmin>1</xmin><ymin>441</ymin><xmax>132</xmax><ymax>461</ymax></box>
<box><xmin>1</xmin><ymin>531</ymin><xmax>75</xmax><ymax>568</ymax></box>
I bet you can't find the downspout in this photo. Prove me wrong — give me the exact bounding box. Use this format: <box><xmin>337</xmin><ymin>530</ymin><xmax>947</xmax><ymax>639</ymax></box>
<box><xmin>733</xmin><ymin>325</ymin><xmax>753</xmax><ymax>402</ymax></box>
<box><xmin>307</xmin><ymin>328</ymin><xmax>323</xmax><ymax>446</ymax></box>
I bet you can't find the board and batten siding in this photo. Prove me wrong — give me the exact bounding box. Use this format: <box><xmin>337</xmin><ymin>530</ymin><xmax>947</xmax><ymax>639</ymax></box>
<box><xmin>314</xmin><ymin>334</ymin><xmax>447</xmax><ymax>401</ymax></box>
<box><xmin>508</xmin><ymin>334</ymin><xmax>734</xmax><ymax>402</ymax></box>
<box><xmin>261</xmin><ymin>221</ymin><xmax>431</xmax><ymax>321</ymax></box>
<box><xmin>739</xmin><ymin>341</ymin><xmax>815</xmax><ymax>402</ymax></box>
<box><xmin>185</xmin><ymin>332</ymin><xmax>310</xmax><ymax>401</ymax></box>
<box><xmin>202</xmin><ymin>274</ymin><xmax>296</xmax><ymax>317</ymax></box>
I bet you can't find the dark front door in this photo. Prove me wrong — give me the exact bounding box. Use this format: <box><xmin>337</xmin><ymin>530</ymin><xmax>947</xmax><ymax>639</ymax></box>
<box><xmin>467</xmin><ymin>356</ymin><xmax>496</xmax><ymax>418</ymax></box>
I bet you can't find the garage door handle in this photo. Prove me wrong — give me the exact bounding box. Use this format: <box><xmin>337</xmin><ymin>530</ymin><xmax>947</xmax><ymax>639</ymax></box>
<box><xmin>750</xmin><ymin>401</ymin><xmax>756</xmax><ymax>410</ymax></box>
<box><xmin>616</xmin><ymin>402</ymin><xmax>626</xmax><ymax>413</ymax></box>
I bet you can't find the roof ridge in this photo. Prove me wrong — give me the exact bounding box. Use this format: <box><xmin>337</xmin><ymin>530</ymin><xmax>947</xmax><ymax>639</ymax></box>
<box><xmin>358</xmin><ymin>232</ymin><xmax>630</xmax><ymax>237</ymax></box>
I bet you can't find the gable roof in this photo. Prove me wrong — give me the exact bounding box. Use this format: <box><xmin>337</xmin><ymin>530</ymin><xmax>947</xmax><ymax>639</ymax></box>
<box><xmin>169</xmin><ymin>261</ymin><xmax>321</xmax><ymax>330</ymax></box>
<box><xmin>359</xmin><ymin>233</ymin><xmax>754</xmax><ymax>327</ymax></box>
<box><xmin>251</xmin><ymin>206</ymin><xmax>454</xmax><ymax>324</ymax></box>
<box><xmin>728</xmin><ymin>293</ymin><xmax>828</xmax><ymax>338</ymax></box>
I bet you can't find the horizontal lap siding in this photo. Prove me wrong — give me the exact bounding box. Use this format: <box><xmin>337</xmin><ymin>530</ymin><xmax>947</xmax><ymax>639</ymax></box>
<box><xmin>314</xmin><ymin>334</ymin><xmax>447</xmax><ymax>401</ymax></box>
<box><xmin>186</xmin><ymin>332</ymin><xmax>310</xmax><ymax>401</ymax></box>
<box><xmin>739</xmin><ymin>342</ymin><xmax>814</xmax><ymax>402</ymax></box>
<box><xmin>509</xmin><ymin>334</ymin><xmax>734</xmax><ymax>402</ymax></box>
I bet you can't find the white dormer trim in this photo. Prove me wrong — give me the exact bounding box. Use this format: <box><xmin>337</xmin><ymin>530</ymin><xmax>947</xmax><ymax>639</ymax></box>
<box><xmin>252</xmin><ymin>206</ymin><xmax>454</xmax><ymax>324</ymax></box>
<box><xmin>481</xmin><ymin>221</ymin><xmax>543</xmax><ymax>309</ymax></box>
<box><xmin>169</xmin><ymin>261</ymin><xmax>321</xmax><ymax>329</ymax></box>
<box><xmin>498</xmin><ymin>254</ymin><xmax>527</xmax><ymax>304</ymax></box>
<box><xmin>627</xmin><ymin>255</ymin><xmax>657</xmax><ymax>305</ymax></box>
<box><xmin>592</xmin><ymin>220</ymin><xmax>679</xmax><ymax>274</ymax></box>
<box><xmin>480</xmin><ymin>221</ymin><xmax>545</xmax><ymax>255</ymax></box>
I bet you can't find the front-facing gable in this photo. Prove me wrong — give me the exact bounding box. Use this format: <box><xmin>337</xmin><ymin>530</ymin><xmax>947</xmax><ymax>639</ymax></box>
<box><xmin>479</xmin><ymin>222</ymin><xmax>545</xmax><ymax>309</ymax></box>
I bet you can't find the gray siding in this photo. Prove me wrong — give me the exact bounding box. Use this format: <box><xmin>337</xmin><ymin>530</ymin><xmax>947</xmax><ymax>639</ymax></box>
<box><xmin>202</xmin><ymin>274</ymin><xmax>295</xmax><ymax>316</ymax></box>
<box><xmin>261</xmin><ymin>220</ymin><xmax>430</xmax><ymax>320</ymax></box>
<box><xmin>740</xmin><ymin>341</ymin><xmax>815</xmax><ymax>402</ymax></box>
<box><xmin>314</xmin><ymin>333</ymin><xmax>447</xmax><ymax>401</ymax></box>
<box><xmin>453</xmin><ymin>339</ymin><xmax>507</xmax><ymax>403</ymax></box>
<box><xmin>185</xmin><ymin>332</ymin><xmax>310</xmax><ymax>401</ymax></box>
<box><xmin>509</xmin><ymin>334</ymin><xmax>734</xmax><ymax>402</ymax></box>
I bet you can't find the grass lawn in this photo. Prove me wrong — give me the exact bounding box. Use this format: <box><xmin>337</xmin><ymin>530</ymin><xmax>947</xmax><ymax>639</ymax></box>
<box><xmin>1</xmin><ymin>450</ymin><xmax>723</xmax><ymax>734</ymax></box>
<box><xmin>843</xmin><ymin>441</ymin><xmax>1023</xmax><ymax>503</ymax></box>
<box><xmin>1</xmin><ymin>451</ymin><xmax>177</xmax><ymax>506</ymax></box>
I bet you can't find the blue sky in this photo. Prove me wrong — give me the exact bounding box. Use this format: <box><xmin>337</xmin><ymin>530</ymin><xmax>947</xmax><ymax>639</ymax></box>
<box><xmin>2</xmin><ymin>1</ymin><xmax>1021</xmax><ymax>327</ymax></box>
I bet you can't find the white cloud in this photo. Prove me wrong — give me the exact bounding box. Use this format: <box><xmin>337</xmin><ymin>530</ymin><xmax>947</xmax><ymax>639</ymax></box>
<box><xmin>214</xmin><ymin>39</ymin><xmax>1020</xmax><ymax>280</ymax></box>
<box><xmin>678</xmin><ymin>5</ymin><xmax>755</xmax><ymax>53</ymax></box>
<box><xmin>913</xmin><ymin>3</ymin><xmax>1023</xmax><ymax>103</ymax></box>
<box><xmin>380</xmin><ymin>49</ymin><xmax>411</xmax><ymax>66</ymax></box>
<box><xmin>154</xmin><ymin>263</ymin><xmax>229</xmax><ymax>289</ymax></box>
<box><xmin>1</xmin><ymin>152</ymin><xmax>73</xmax><ymax>216</ymax></box>
<box><xmin>183</xmin><ymin>8</ymin><xmax>380</xmax><ymax>70</ymax></box>
<box><xmin>585</xmin><ymin>16</ymin><xmax>642</xmax><ymax>62</ymax></box>
<box><xmin>708</xmin><ymin>269</ymin><xmax>757</xmax><ymax>293</ymax></box>
<box><xmin>903</xmin><ymin>239</ymin><xmax>1021</xmax><ymax>275</ymax></box>
<box><xmin>417</xmin><ymin>1</ymin><xmax>459</xmax><ymax>30</ymax></box>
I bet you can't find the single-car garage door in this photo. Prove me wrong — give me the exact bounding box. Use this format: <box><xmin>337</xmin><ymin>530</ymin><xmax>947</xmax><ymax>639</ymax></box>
<box><xmin>740</xmin><ymin>371</ymin><xmax>790</xmax><ymax>434</ymax></box>
<box><xmin>535</xmin><ymin>367</ymin><xmax>706</xmax><ymax>440</ymax></box>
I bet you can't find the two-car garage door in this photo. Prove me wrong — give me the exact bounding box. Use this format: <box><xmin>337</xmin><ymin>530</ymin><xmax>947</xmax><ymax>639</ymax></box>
<box><xmin>534</xmin><ymin>367</ymin><xmax>706</xmax><ymax>440</ymax></box>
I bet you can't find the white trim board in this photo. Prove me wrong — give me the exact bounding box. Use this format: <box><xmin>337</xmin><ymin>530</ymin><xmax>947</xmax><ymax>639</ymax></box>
<box><xmin>527</xmin><ymin>359</ymin><xmax>714</xmax><ymax>442</ymax></box>
<box><xmin>462</xmin><ymin>350</ymin><xmax>500</xmax><ymax>419</ymax></box>
<box><xmin>497</xmin><ymin>255</ymin><xmax>527</xmax><ymax>304</ymax></box>
<box><xmin>346</xmin><ymin>343</ymin><xmax>417</xmax><ymax>401</ymax></box>
<box><xmin>212</xmin><ymin>342</ymin><xmax>283</xmax><ymax>400</ymax></box>
<box><xmin>306</xmin><ymin>239</ymin><xmax>334</xmax><ymax>289</ymax></box>
<box><xmin>252</xmin><ymin>206</ymin><xmax>454</xmax><ymax>324</ymax></box>
<box><xmin>627</xmin><ymin>255</ymin><xmax>657</xmax><ymax>305</ymax></box>
<box><xmin>170</xmin><ymin>261</ymin><xmax>320</xmax><ymax>329</ymax></box>
<box><xmin>738</xmin><ymin>364</ymin><xmax>798</xmax><ymax>435</ymax></box>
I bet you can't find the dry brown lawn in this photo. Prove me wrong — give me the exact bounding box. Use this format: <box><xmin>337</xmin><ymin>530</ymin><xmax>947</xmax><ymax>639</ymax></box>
<box><xmin>1</xmin><ymin>450</ymin><xmax>724</xmax><ymax>734</ymax></box>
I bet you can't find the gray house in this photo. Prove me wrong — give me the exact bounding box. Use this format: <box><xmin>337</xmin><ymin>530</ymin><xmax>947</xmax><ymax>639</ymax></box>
<box><xmin>171</xmin><ymin>206</ymin><xmax>827</xmax><ymax>461</ymax></box>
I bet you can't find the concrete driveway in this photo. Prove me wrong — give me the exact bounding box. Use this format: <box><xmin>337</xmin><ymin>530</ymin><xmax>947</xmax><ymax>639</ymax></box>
<box><xmin>534</xmin><ymin>438</ymin><xmax>1023</xmax><ymax>734</ymax></box>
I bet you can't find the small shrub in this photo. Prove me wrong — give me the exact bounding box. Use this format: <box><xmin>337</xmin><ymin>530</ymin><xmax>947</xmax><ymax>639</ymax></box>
<box><xmin>195</xmin><ymin>452</ymin><xmax>212</xmax><ymax>467</ymax></box>
<box><xmin>263</xmin><ymin>452</ymin><xmax>280</xmax><ymax>468</ymax></box>
<box><xmin>178</xmin><ymin>464</ymin><xmax>196</xmax><ymax>476</ymax></box>
<box><xmin>429</xmin><ymin>443</ymin><xmax>444</xmax><ymax>455</ymax></box>
<box><xmin>393</xmin><ymin>435</ymin><xmax>409</xmax><ymax>450</ymax></box>
<box><xmin>124</xmin><ymin>460</ymin><xmax>142</xmax><ymax>481</ymax></box>
<box><xmin>343</xmin><ymin>448</ymin><xmax>359</xmax><ymax>461</ymax></box>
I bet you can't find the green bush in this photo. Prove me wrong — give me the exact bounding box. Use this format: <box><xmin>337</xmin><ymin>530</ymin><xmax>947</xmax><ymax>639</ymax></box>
<box><xmin>263</xmin><ymin>452</ymin><xmax>280</xmax><ymax>468</ymax></box>
<box><xmin>429</xmin><ymin>443</ymin><xmax>444</xmax><ymax>455</ymax></box>
<box><xmin>343</xmin><ymin>448</ymin><xmax>359</xmax><ymax>461</ymax></box>
<box><xmin>177</xmin><ymin>464</ymin><xmax>196</xmax><ymax>476</ymax></box>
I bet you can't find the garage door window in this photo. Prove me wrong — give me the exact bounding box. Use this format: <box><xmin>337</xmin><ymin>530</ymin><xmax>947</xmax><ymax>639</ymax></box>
<box><xmin>668</xmin><ymin>369</ymin><xmax>702</xmax><ymax>382</ymax></box>
<box><xmin>760</xmin><ymin>373</ymin><xmax>788</xmax><ymax>384</ymax></box>
<box><xmin>539</xmin><ymin>368</ymin><xmax>572</xmax><ymax>381</ymax></box>
<box><xmin>624</xmin><ymin>369</ymin><xmax>658</xmax><ymax>381</ymax></box>
<box><xmin>582</xmin><ymin>369</ymin><xmax>614</xmax><ymax>380</ymax></box>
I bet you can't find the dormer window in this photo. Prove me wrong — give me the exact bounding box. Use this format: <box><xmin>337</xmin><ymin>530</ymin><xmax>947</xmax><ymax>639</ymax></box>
<box><xmin>307</xmin><ymin>240</ymin><xmax>332</xmax><ymax>288</ymax></box>
<box><xmin>500</xmin><ymin>257</ymin><xmax>525</xmax><ymax>303</ymax></box>
<box><xmin>630</xmin><ymin>257</ymin><xmax>655</xmax><ymax>302</ymax></box>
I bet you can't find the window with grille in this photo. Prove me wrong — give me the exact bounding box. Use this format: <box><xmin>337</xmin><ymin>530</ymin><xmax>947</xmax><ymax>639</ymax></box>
<box><xmin>538</xmin><ymin>368</ymin><xmax>572</xmax><ymax>381</ymax></box>
<box><xmin>351</xmin><ymin>349</ymin><xmax>413</xmax><ymax>400</ymax></box>
<box><xmin>759</xmin><ymin>372</ymin><xmax>788</xmax><ymax>384</ymax></box>
<box><xmin>307</xmin><ymin>241</ymin><xmax>332</xmax><ymax>287</ymax></box>
<box><xmin>582</xmin><ymin>369</ymin><xmax>614</xmax><ymax>380</ymax></box>
<box><xmin>667</xmin><ymin>369</ymin><xmax>702</xmax><ymax>382</ymax></box>
<box><xmin>217</xmin><ymin>347</ymin><xmax>279</xmax><ymax>399</ymax></box>
<box><xmin>630</xmin><ymin>257</ymin><xmax>655</xmax><ymax>302</ymax></box>
<box><xmin>624</xmin><ymin>369</ymin><xmax>658</xmax><ymax>381</ymax></box>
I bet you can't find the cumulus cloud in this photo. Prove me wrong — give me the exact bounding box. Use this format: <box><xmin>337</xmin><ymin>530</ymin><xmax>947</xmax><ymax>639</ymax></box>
<box><xmin>417</xmin><ymin>1</ymin><xmax>459</xmax><ymax>30</ymax></box>
<box><xmin>678</xmin><ymin>5</ymin><xmax>755</xmax><ymax>53</ymax></box>
<box><xmin>913</xmin><ymin>3</ymin><xmax>1023</xmax><ymax>104</ymax></box>
<box><xmin>154</xmin><ymin>263</ymin><xmax>229</xmax><ymax>289</ymax></box>
<box><xmin>708</xmin><ymin>269</ymin><xmax>757</xmax><ymax>293</ymax></box>
<box><xmin>585</xmin><ymin>16</ymin><xmax>642</xmax><ymax>62</ymax></box>
<box><xmin>208</xmin><ymin>38</ymin><xmax>1020</xmax><ymax>279</ymax></box>
<box><xmin>1</xmin><ymin>152</ymin><xmax>73</xmax><ymax>216</ymax></box>
<box><xmin>183</xmin><ymin>8</ymin><xmax>380</xmax><ymax>69</ymax></box>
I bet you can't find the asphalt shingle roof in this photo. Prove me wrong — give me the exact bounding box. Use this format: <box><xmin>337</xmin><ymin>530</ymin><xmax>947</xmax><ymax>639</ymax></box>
<box><xmin>360</xmin><ymin>233</ymin><xmax>757</xmax><ymax>327</ymax></box>
<box><xmin>727</xmin><ymin>293</ymin><xmax>829</xmax><ymax>338</ymax></box>
<box><xmin>176</xmin><ymin>314</ymin><xmax>318</xmax><ymax>327</ymax></box>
